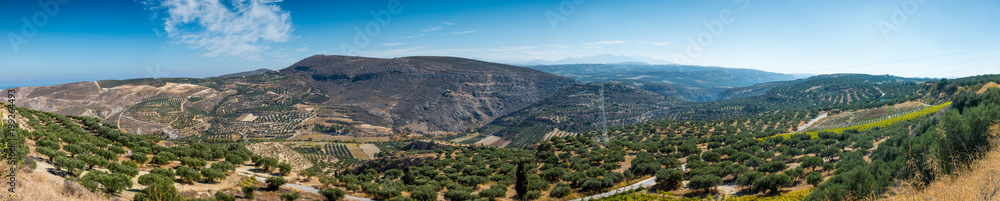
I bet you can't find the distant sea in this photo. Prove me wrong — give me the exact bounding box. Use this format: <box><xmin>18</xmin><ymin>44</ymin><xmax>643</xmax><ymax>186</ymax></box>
<box><xmin>0</xmin><ymin>85</ymin><xmax>28</xmax><ymax>90</ymax></box>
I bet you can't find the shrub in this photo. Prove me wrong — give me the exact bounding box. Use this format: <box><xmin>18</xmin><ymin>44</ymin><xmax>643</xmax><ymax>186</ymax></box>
<box><xmin>138</xmin><ymin>174</ymin><xmax>169</xmax><ymax>186</ymax></box>
<box><xmin>130</xmin><ymin>153</ymin><xmax>148</xmax><ymax>165</ymax></box>
<box><xmin>807</xmin><ymin>172</ymin><xmax>823</xmax><ymax>187</ymax></box>
<box><xmin>212</xmin><ymin>161</ymin><xmax>236</xmax><ymax>172</ymax></box>
<box><xmin>525</xmin><ymin>190</ymin><xmax>541</xmax><ymax>200</ymax></box>
<box><xmin>655</xmin><ymin>169</ymin><xmax>684</xmax><ymax>189</ymax></box>
<box><xmin>443</xmin><ymin>189</ymin><xmax>477</xmax><ymax>201</ymax></box>
<box><xmin>136</xmin><ymin>179</ymin><xmax>181</xmax><ymax>201</ymax></box>
<box><xmin>242</xmin><ymin>186</ymin><xmax>256</xmax><ymax>199</ymax></box>
<box><xmin>150</xmin><ymin>167</ymin><xmax>175</xmax><ymax>178</ymax></box>
<box><xmin>201</xmin><ymin>168</ymin><xmax>226</xmax><ymax>182</ymax></box>
<box><xmin>279</xmin><ymin>162</ymin><xmax>292</xmax><ymax>175</ymax></box>
<box><xmin>752</xmin><ymin>173</ymin><xmax>793</xmax><ymax>194</ymax></box>
<box><xmin>177</xmin><ymin>166</ymin><xmax>201</xmax><ymax>183</ymax></box>
<box><xmin>280</xmin><ymin>193</ymin><xmax>300</xmax><ymax>201</ymax></box>
<box><xmin>267</xmin><ymin>176</ymin><xmax>287</xmax><ymax>190</ymax></box>
<box><xmin>689</xmin><ymin>175</ymin><xmax>722</xmax><ymax>193</ymax></box>
<box><xmin>215</xmin><ymin>191</ymin><xmax>236</xmax><ymax>201</ymax></box>
<box><xmin>549</xmin><ymin>183</ymin><xmax>572</xmax><ymax>198</ymax></box>
<box><xmin>320</xmin><ymin>187</ymin><xmax>346</xmax><ymax>201</ymax></box>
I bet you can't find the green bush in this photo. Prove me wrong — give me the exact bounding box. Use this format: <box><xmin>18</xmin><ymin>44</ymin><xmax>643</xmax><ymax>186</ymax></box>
<box><xmin>549</xmin><ymin>183</ymin><xmax>572</xmax><ymax>198</ymax></box>
<box><xmin>655</xmin><ymin>169</ymin><xmax>683</xmax><ymax>189</ymax></box>
<box><xmin>320</xmin><ymin>187</ymin><xmax>346</xmax><ymax>201</ymax></box>
<box><xmin>215</xmin><ymin>191</ymin><xmax>236</xmax><ymax>201</ymax></box>
<box><xmin>688</xmin><ymin>175</ymin><xmax>721</xmax><ymax>193</ymax></box>
<box><xmin>177</xmin><ymin>166</ymin><xmax>201</xmax><ymax>183</ymax></box>
<box><xmin>267</xmin><ymin>176</ymin><xmax>287</xmax><ymax>190</ymax></box>
<box><xmin>280</xmin><ymin>193</ymin><xmax>300</xmax><ymax>201</ymax></box>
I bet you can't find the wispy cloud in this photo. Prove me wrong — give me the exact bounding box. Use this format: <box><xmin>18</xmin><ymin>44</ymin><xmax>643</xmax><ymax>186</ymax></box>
<box><xmin>652</xmin><ymin>42</ymin><xmax>671</xmax><ymax>46</ymax></box>
<box><xmin>585</xmin><ymin>40</ymin><xmax>626</xmax><ymax>46</ymax></box>
<box><xmin>141</xmin><ymin>0</ymin><xmax>294</xmax><ymax>60</ymax></box>
<box><xmin>422</xmin><ymin>26</ymin><xmax>442</xmax><ymax>32</ymax></box>
<box><xmin>441</xmin><ymin>21</ymin><xmax>454</xmax><ymax>25</ymax></box>
<box><xmin>441</xmin><ymin>30</ymin><xmax>477</xmax><ymax>36</ymax></box>
<box><xmin>382</xmin><ymin>42</ymin><xmax>405</xmax><ymax>46</ymax></box>
<box><xmin>405</xmin><ymin>33</ymin><xmax>427</xmax><ymax>39</ymax></box>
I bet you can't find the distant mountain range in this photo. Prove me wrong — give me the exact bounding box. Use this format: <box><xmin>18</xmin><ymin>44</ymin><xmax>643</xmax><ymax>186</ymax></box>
<box><xmin>524</xmin><ymin>63</ymin><xmax>810</xmax><ymax>101</ymax></box>
<box><xmin>490</xmin><ymin>54</ymin><xmax>673</xmax><ymax>66</ymax></box>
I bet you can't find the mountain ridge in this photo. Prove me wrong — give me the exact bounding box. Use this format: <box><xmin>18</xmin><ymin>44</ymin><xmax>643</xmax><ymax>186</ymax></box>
<box><xmin>8</xmin><ymin>55</ymin><xmax>577</xmax><ymax>139</ymax></box>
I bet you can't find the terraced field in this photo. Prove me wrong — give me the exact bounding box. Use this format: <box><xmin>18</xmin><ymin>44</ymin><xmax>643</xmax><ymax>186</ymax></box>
<box><xmin>770</xmin><ymin>102</ymin><xmax>951</xmax><ymax>139</ymax></box>
<box><xmin>542</xmin><ymin>128</ymin><xmax>577</xmax><ymax>141</ymax></box>
<box><xmin>373</xmin><ymin>141</ymin><xmax>407</xmax><ymax>152</ymax></box>
<box><xmin>345</xmin><ymin>144</ymin><xmax>369</xmax><ymax>159</ymax></box>
<box><xmin>358</xmin><ymin>144</ymin><xmax>381</xmax><ymax>159</ymax></box>
<box><xmin>450</xmin><ymin>133</ymin><xmax>480</xmax><ymax>143</ymax></box>
<box><xmin>473</xmin><ymin>135</ymin><xmax>502</xmax><ymax>146</ymax></box>
<box><xmin>805</xmin><ymin>102</ymin><xmax>930</xmax><ymax>132</ymax></box>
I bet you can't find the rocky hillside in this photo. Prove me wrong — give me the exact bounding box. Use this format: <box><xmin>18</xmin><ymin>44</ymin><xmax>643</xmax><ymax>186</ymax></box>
<box><xmin>282</xmin><ymin>55</ymin><xmax>577</xmax><ymax>134</ymax></box>
<box><xmin>7</xmin><ymin>55</ymin><xmax>576</xmax><ymax>140</ymax></box>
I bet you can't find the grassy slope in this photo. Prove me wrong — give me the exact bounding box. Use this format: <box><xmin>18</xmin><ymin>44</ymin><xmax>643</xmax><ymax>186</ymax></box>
<box><xmin>880</xmin><ymin>124</ymin><xmax>1000</xmax><ymax>201</ymax></box>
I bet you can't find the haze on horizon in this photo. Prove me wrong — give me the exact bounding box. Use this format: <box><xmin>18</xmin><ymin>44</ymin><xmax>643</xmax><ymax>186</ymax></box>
<box><xmin>2</xmin><ymin>0</ymin><xmax>998</xmax><ymax>88</ymax></box>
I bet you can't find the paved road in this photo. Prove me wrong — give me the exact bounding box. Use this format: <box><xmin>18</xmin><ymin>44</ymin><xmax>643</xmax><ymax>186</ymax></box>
<box><xmin>796</xmin><ymin>112</ymin><xmax>829</xmax><ymax>132</ymax></box>
<box><xmin>571</xmin><ymin>177</ymin><xmax>658</xmax><ymax>201</ymax></box>
<box><xmin>241</xmin><ymin>173</ymin><xmax>376</xmax><ymax>201</ymax></box>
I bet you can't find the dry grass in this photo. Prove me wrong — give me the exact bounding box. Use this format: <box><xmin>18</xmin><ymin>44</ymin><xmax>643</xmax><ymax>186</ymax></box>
<box><xmin>880</xmin><ymin>123</ymin><xmax>1000</xmax><ymax>201</ymax></box>
<box><xmin>0</xmin><ymin>165</ymin><xmax>110</xmax><ymax>201</ymax></box>
<box><xmin>978</xmin><ymin>82</ymin><xmax>1000</xmax><ymax>94</ymax></box>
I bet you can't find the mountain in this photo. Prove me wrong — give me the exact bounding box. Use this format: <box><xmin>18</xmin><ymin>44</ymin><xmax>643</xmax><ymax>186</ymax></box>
<box><xmin>10</xmin><ymin>55</ymin><xmax>576</xmax><ymax>140</ymax></box>
<box><xmin>525</xmin><ymin>63</ymin><xmax>801</xmax><ymax>101</ymax></box>
<box><xmin>215</xmin><ymin>68</ymin><xmax>273</xmax><ymax>78</ymax></box>
<box><xmin>281</xmin><ymin>55</ymin><xmax>577</xmax><ymax>134</ymax></box>
<box><xmin>495</xmin><ymin>54</ymin><xmax>673</xmax><ymax>66</ymax></box>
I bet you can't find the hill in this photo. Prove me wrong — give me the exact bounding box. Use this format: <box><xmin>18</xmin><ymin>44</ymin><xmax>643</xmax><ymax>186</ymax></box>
<box><xmin>478</xmin><ymin>74</ymin><xmax>933</xmax><ymax>148</ymax></box>
<box><xmin>282</xmin><ymin>55</ymin><xmax>577</xmax><ymax>134</ymax></box>
<box><xmin>215</xmin><ymin>68</ymin><xmax>273</xmax><ymax>78</ymax></box>
<box><xmin>525</xmin><ymin>64</ymin><xmax>801</xmax><ymax>101</ymax></box>
<box><xmin>476</xmin><ymin>81</ymin><xmax>682</xmax><ymax>147</ymax></box>
<box><xmin>7</xmin><ymin>55</ymin><xmax>576</xmax><ymax>141</ymax></box>
<box><xmin>3</xmin><ymin>72</ymin><xmax>998</xmax><ymax>201</ymax></box>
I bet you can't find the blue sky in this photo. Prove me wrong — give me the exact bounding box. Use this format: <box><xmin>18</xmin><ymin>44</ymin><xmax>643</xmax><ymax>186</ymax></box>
<box><xmin>2</xmin><ymin>0</ymin><xmax>999</xmax><ymax>88</ymax></box>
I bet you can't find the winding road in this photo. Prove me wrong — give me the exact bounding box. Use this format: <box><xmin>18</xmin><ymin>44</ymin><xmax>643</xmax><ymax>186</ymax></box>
<box><xmin>796</xmin><ymin>112</ymin><xmax>829</xmax><ymax>133</ymax></box>
<box><xmin>571</xmin><ymin>177</ymin><xmax>658</xmax><ymax>201</ymax></box>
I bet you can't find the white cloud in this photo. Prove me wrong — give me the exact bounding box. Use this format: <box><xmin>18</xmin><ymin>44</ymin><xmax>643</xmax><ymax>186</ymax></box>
<box><xmin>422</xmin><ymin>26</ymin><xmax>442</xmax><ymax>32</ymax></box>
<box><xmin>142</xmin><ymin>0</ymin><xmax>294</xmax><ymax>60</ymax></box>
<box><xmin>405</xmin><ymin>33</ymin><xmax>427</xmax><ymax>39</ymax></box>
<box><xmin>585</xmin><ymin>40</ymin><xmax>626</xmax><ymax>46</ymax></box>
<box><xmin>295</xmin><ymin>46</ymin><xmax>309</xmax><ymax>52</ymax></box>
<box><xmin>441</xmin><ymin>30</ymin><xmax>477</xmax><ymax>36</ymax></box>
<box><xmin>652</xmin><ymin>42</ymin><xmax>671</xmax><ymax>46</ymax></box>
<box><xmin>382</xmin><ymin>42</ymin><xmax>405</xmax><ymax>46</ymax></box>
<box><xmin>441</xmin><ymin>21</ymin><xmax>454</xmax><ymax>25</ymax></box>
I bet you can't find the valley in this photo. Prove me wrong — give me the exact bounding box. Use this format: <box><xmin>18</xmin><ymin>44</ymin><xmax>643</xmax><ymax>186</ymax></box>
<box><xmin>1</xmin><ymin>56</ymin><xmax>998</xmax><ymax>201</ymax></box>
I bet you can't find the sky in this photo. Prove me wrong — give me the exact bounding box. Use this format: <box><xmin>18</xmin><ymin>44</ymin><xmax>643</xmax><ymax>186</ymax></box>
<box><xmin>1</xmin><ymin>0</ymin><xmax>999</xmax><ymax>88</ymax></box>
